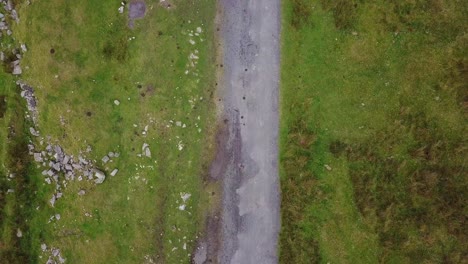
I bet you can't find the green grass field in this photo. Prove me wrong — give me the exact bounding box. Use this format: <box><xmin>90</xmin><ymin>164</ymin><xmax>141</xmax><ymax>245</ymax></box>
<box><xmin>1</xmin><ymin>0</ymin><xmax>217</xmax><ymax>263</ymax></box>
<box><xmin>280</xmin><ymin>0</ymin><xmax>467</xmax><ymax>263</ymax></box>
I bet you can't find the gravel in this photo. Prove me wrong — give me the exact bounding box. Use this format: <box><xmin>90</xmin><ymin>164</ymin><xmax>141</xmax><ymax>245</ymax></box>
<box><xmin>198</xmin><ymin>0</ymin><xmax>281</xmax><ymax>263</ymax></box>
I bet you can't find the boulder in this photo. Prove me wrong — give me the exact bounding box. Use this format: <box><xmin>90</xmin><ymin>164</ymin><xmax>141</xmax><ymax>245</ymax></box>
<box><xmin>93</xmin><ymin>169</ymin><xmax>106</xmax><ymax>184</ymax></box>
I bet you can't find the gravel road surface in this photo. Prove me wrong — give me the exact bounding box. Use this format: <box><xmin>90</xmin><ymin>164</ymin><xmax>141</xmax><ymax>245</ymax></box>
<box><xmin>210</xmin><ymin>0</ymin><xmax>281</xmax><ymax>263</ymax></box>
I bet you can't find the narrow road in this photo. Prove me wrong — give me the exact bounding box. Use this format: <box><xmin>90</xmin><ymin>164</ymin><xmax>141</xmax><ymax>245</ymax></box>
<box><xmin>210</xmin><ymin>0</ymin><xmax>281</xmax><ymax>263</ymax></box>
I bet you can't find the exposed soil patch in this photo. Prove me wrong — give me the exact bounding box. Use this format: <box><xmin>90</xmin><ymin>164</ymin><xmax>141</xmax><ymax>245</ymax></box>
<box><xmin>128</xmin><ymin>1</ymin><xmax>146</xmax><ymax>28</ymax></box>
<box><xmin>129</xmin><ymin>1</ymin><xmax>146</xmax><ymax>19</ymax></box>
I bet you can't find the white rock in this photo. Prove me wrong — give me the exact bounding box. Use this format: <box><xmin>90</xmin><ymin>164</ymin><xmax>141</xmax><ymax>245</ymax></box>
<box><xmin>114</xmin><ymin>100</ymin><xmax>120</xmax><ymax>105</ymax></box>
<box><xmin>16</xmin><ymin>229</ymin><xmax>22</xmax><ymax>238</ymax></box>
<box><xmin>145</xmin><ymin>147</ymin><xmax>151</xmax><ymax>158</ymax></box>
<box><xmin>93</xmin><ymin>169</ymin><xmax>106</xmax><ymax>184</ymax></box>
<box><xmin>142</xmin><ymin>143</ymin><xmax>149</xmax><ymax>151</ymax></box>
<box><xmin>110</xmin><ymin>169</ymin><xmax>119</xmax><ymax>177</ymax></box>
<box><xmin>118</xmin><ymin>6</ymin><xmax>124</xmax><ymax>13</ymax></box>
<box><xmin>180</xmin><ymin>192</ymin><xmax>191</xmax><ymax>202</ymax></box>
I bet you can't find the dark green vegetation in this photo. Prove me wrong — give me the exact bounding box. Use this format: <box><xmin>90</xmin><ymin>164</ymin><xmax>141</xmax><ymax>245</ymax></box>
<box><xmin>280</xmin><ymin>0</ymin><xmax>467</xmax><ymax>263</ymax></box>
<box><xmin>1</xmin><ymin>0</ymin><xmax>217</xmax><ymax>263</ymax></box>
<box><xmin>0</xmin><ymin>72</ymin><xmax>49</xmax><ymax>263</ymax></box>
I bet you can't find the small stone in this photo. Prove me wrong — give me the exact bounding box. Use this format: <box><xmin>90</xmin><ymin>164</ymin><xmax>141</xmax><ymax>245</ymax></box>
<box><xmin>114</xmin><ymin>100</ymin><xmax>120</xmax><ymax>105</ymax></box>
<box><xmin>41</xmin><ymin>244</ymin><xmax>47</xmax><ymax>251</ymax></box>
<box><xmin>102</xmin><ymin>155</ymin><xmax>110</xmax><ymax>163</ymax></box>
<box><xmin>145</xmin><ymin>147</ymin><xmax>151</xmax><ymax>157</ymax></box>
<box><xmin>78</xmin><ymin>189</ymin><xmax>86</xmax><ymax>196</ymax></box>
<box><xmin>108</xmin><ymin>152</ymin><xmax>115</xmax><ymax>158</ymax></box>
<box><xmin>324</xmin><ymin>164</ymin><xmax>332</xmax><ymax>171</ymax></box>
<box><xmin>16</xmin><ymin>229</ymin><xmax>22</xmax><ymax>238</ymax></box>
<box><xmin>142</xmin><ymin>143</ymin><xmax>149</xmax><ymax>151</ymax></box>
<box><xmin>55</xmin><ymin>214</ymin><xmax>61</xmax><ymax>220</ymax></box>
<box><xmin>33</xmin><ymin>153</ymin><xmax>43</xmax><ymax>162</ymax></box>
<box><xmin>21</xmin><ymin>44</ymin><xmax>27</xmax><ymax>52</ymax></box>
<box><xmin>52</xmin><ymin>163</ymin><xmax>61</xmax><ymax>171</ymax></box>
<box><xmin>50</xmin><ymin>195</ymin><xmax>56</xmax><ymax>207</ymax></box>
<box><xmin>118</xmin><ymin>6</ymin><xmax>124</xmax><ymax>13</ymax></box>
<box><xmin>110</xmin><ymin>169</ymin><xmax>119</xmax><ymax>176</ymax></box>
<box><xmin>62</xmin><ymin>155</ymin><xmax>70</xmax><ymax>164</ymax></box>
<box><xmin>29</xmin><ymin>127</ymin><xmax>39</xmax><ymax>136</ymax></box>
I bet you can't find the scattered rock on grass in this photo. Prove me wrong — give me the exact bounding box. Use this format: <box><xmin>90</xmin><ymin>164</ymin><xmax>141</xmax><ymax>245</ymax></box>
<box><xmin>93</xmin><ymin>169</ymin><xmax>106</xmax><ymax>184</ymax></box>
<box><xmin>110</xmin><ymin>169</ymin><xmax>119</xmax><ymax>176</ymax></box>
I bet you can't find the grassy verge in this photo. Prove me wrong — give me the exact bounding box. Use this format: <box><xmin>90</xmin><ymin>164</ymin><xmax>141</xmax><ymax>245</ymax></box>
<box><xmin>280</xmin><ymin>0</ymin><xmax>467</xmax><ymax>263</ymax></box>
<box><xmin>3</xmin><ymin>0</ymin><xmax>217</xmax><ymax>263</ymax></box>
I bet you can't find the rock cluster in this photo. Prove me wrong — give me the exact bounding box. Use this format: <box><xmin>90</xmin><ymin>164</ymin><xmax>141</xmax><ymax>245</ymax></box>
<box><xmin>0</xmin><ymin>0</ymin><xmax>24</xmax><ymax>75</ymax></box>
<box><xmin>29</xmin><ymin>142</ymin><xmax>104</xmax><ymax>206</ymax></box>
<box><xmin>41</xmin><ymin>244</ymin><xmax>65</xmax><ymax>264</ymax></box>
<box><xmin>18</xmin><ymin>82</ymin><xmax>38</xmax><ymax>124</ymax></box>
